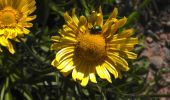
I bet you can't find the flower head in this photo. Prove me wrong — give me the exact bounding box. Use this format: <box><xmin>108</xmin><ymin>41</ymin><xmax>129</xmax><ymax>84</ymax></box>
<box><xmin>0</xmin><ymin>0</ymin><xmax>36</xmax><ymax>54</ymax></box>
<box><xmin>51</xmin><ymin>7</ymin><xmax>138</xmax><ymax>86</ymax></box>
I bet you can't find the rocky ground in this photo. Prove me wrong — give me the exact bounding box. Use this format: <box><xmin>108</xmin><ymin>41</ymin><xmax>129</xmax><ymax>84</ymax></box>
<box><xmin>139</xmin><ymin>1</ymin><xmax>170</xmax><ymax>99</ymax></box>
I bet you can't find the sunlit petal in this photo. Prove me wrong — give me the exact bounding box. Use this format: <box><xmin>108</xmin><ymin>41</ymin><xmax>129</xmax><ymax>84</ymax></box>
<box><xmin>107</xmin><ymin>53</ymin><xmax>129</xmax><ymax>71</ymax></box>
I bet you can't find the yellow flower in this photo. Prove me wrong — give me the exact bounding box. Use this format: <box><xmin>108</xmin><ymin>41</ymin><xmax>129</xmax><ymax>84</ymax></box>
<box><xmin>0</xmin><ymin>0</ymin><xmax>36</xmax><ymax>54</ymax></box>
<box><xmin>51</xmin><ymin>8</ymin><xmax>138</xmax><ymax>86</ymax></box>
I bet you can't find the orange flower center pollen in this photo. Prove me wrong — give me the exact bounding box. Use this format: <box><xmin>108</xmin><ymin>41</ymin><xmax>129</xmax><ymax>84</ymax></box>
<box><xmin>0</xmin><ymin>7</ymin><xmax>21</xmax><ymax>28</ymax></box>
<box><xmin>76</xmin><ymin>34</ymin><xmax>106</xmax><ymax>62</ymax></box>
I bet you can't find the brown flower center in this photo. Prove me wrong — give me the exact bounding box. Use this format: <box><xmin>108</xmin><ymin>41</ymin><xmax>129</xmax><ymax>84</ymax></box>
<box><xmin>0</xmin><ymin>7</ymin><xmax>21</xmax><ymax>28</ymax></box>
<box><xmin>75</xmin><ymin>34</ymin><xmax>106</xmax><ymax>62</ymax></box>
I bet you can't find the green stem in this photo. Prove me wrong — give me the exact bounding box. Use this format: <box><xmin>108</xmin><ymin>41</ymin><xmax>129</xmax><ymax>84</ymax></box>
<box><xmin>139</xmin><ymin>0</ymin><xmax>152</xmax><ymax>10</ymax></box>
<box><xmin>96</xmin><ymin>85</ymin><xmax>107</xmax><ymax>100</ymax></box>
<box><xmin>80</xmin><ymin>0</ymin><xmax>90</xmax><ymax>16</ymax></box>
<box><xmin>18</xmin><ymin>38</ymin><xmax>44</xmax><ymax>64</ymax></box>
<box><xmin>125</xmin><ymin>0</ymin><xmax>152</xmax><ymax>26</ymax></box>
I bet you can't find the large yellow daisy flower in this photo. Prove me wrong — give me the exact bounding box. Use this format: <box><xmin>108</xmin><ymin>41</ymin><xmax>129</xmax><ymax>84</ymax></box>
<box><xmin>51</xmin><ymin>8</ymin><xmax>138</xmax><ymax>86</ymax></box>
<box><xmin>0</xmin><ymin>0</ymin><xmax>36</xmax><ymax>54</ymax></box>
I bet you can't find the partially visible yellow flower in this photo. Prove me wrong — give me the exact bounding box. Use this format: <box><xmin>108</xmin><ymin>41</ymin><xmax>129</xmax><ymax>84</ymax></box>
<box><xmin>51</xmin><ymin>7</ymin><xmax>138</xmax><ymax>86</ymax></box>
<box><xmin>0</xmin><ymin>0</ymin><xmax>36</xmax><ymax>54</ymax></box>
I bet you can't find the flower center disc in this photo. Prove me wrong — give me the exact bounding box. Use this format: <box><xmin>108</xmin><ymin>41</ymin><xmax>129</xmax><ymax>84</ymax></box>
<box><xmin>76</xmin><ymin>34</ymin><xmax>106</xmax><ymax>62</ymax></box>
<box><xmin>0</xmin><ymin>7</ymin><xmax>20</xmax><ymax>28</ymax></box>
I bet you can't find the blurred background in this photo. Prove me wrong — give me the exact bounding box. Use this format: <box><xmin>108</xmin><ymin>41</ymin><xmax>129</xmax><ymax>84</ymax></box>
<box><xmin>0</xmin><ymin>0</ymin><xmax>170</xmax><ymax>100</ymax></box>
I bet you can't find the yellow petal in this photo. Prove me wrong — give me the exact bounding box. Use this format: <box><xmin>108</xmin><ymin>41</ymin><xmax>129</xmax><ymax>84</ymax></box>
<box><xmin>110</xmin><ymin>38</ymin><xmax>138</xmax><ymax>45</ymax></box>
<box><xmin>72</xmin><ymin>59</ymin><xmax>82</xmax><ymax>81</ymax></box>
<box><xmin>106</xmin><ymin>58</ymin><xmax>123</xmax><ymax>79</ymax></box>
<box><xmin>80</xmin><ymin>66</ymin><xmax>90</xmax><ymax>86</ymax></box>
<box><xmin>107</xmin><ymin>53</ymin><xmax>129</xmax><ymax>71</ymax></box>
<box><xmin>80</xmin><ymin>76</ymin><xmax>89</xmax><ymax>86</ymax></box>
<box><xmin>107</xmin><ymin>44</ymin><xmax>137</xmax><ymax>51</ymax></box>
<box><xmin>110</xmin><ymin>23</ymin><xmax>118</xmax><ymax>35</ymax></box>
<box><xmin>117</xmin><ymin>28</ymin><xmax>134</xmax><ymax>38</ymax></box>
<box><xmin>117</xmin><ymin>17</ymin><xmax>127</xmax><ymax>28</ymax></box>
<box><xmin>7</xmin><ymin>41</ymin><xmax>15</xmax><ymax>54</ymax></box>
<box><xmin>0</xmin><ymin>37</ymin><xmax>8</xmax><ymax>46</ymax></box>
<box><xmin>96</xmin><ymin>65</ymin><xmax>112</xmax><ymax>82</ymax></box>
<box><xmin>111</xmin><ymin>8</ymin><xmax>118</xmax><ymax>18</ymax></box>
<box><xmin>96</xmin><ymin>13</ymin><xmax>103</xmax><ymax>27</ymax></box>
<box><xmin>89</xmin><ymin>72</ymin><xmax>97</xmax><ymax>83</ymax></box>
<box><xmin>100</xmin><ymin>65</ymin><xmax>112</xmax><ymax>83</ymax></box>
<box><xmin>62</xmin><ymin>26</ymin><xmax>76</xmax><ymax>37</ymax></box>
<box><xmin>116</xmin><ymin>51</ymin><xmax>137</xmax><ymax>59</ymax></box>
<box><xmin>61</xmin><ymin>35</ymin><xmax>77</xmax><ymax>43</ymax></box>
<box><xmin>89</xmin><ymin>66</ymin><xmax>97</xmax><ymax>83</ymax></box>
<box><xmin>72</xmin><ymin>68</ymin><xmax>77</xmax><ymax>81</ymax></box>
<box><xmin>57</xmin><ymin>58</ymin><xmax>72</xmax><ymax>70</ymax></box>
<box><xmin>117</xmin><ymin>69</ymin><xmax>123</xmax><ymax>79</ymax></box>
<box><xmin>60</xmin><ymin>60</ymin><xmax>74</xmax><ymax>72</ymax></box>
<box><xmin>51</xmin><ymin>59</ymin><xmax>58</xmax><ymax>67</ymax></box>
<box><xmin>103</xmin><ymin>61</ymin><xmax>118</xmax><ymax>78</ymax></box>
<box><xmin>51</xmin><ymin>36</ymin><xmax>60</xmax><ymax>42</ymax></box>
<box><xmin>55</xmin><ymin>46</ymin><xmax>74</xmax><ymax>62</ymax></box>
<box><xmin>96</xmin><ymin>65</ymin><xmax>105</xmax><ymax>79</ymax></box>
<box><xmin>96</xmin><ymin>6</ymin><xmax>103</xmax><ymax>27</ymax></box>
<box><xmin>72</xmin><ymin>8</ymin><xmax>79</xmax><ymax>25</ymax></box>
<box><xmin>76</xmin><ymin>63</ymin><xmax>85</xmax><ymax>81</ymax></box>
<box><xmin>50</xmin><ymin>43</ymin><xmax>59</xmax><ymax>50</ymax></box>
<box><xmin>79</xmin><ymin>16</ymin><xmax>87</xmax><ymax>27</ymax></box>
<box><xmin>60</xmin><ymin>53</ymin><xmax>74</xmax><ymax>63</ymax></box>
<box><xmin>107</xmin><ymin>8</ymin><xmax>118</xmax><ymax>22</ymax></box>
<box><xmin>64</xmin><ymin>12</ymin><xmax>72</xmax><ymax>23</ymax></box>
<box><xmin>104</xmin><ymin>8</ymin><xmax>118</xmax><ymax>27</ymax></box>
<box><xmin>102</xmin><ymin>19</ymin><xmax>118</xmax><ymax>38</ymax></box>
<box><xmin>26</xmin><ymin>15</ymin><xmax>37</xmax><ymax>21</ymax></box>
<box><xmin>23</xmin><ymin>28</ymin><xmax>30</xmax><ymax>34</ymax></box>
<box><xmin>64</xmin><ymin>12</ymin><xmax>78</xmax><ymax>32</ymax></box>
<box><xmin>62</xmin><ymin>71</ymin><xmax>71</xmax><ymax>77</ymax></box>
<box><xmin>21</xmin><ymin>0</ymin><xmax>36</xmax><ymax>15</ymax></box>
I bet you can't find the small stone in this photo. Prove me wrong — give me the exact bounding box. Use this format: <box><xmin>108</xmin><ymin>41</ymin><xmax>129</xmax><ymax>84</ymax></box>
<box><xmin>164</xmin><ymin>47</ymin><xmax>170</xmax><ymax>61</ymax></box>
<box><xmin>147</xmin><ymin>30</ymin><xmax>153</xmax><ymax>34</ymax></box>
<box><xmin>147</xmin><ymin>69</ymin><xmax>154</xmax><ymax>82</ymax></box>
<box><xmin>166</xmin><ymin>40</ymin><xmax>170</xmax><ymax>49</ymax></box>
<box><xmin>167</xmin><ymin>21</ymin><xmax>170</xmax><ymax>26</ymax></box>
<box><xmin>146</xmin><ymin>37</ymin><xmax>153</xmax><ymax>43</ymax></box>
<box><xmin>160</xmin><ymin>34</ymin><xmax>167</xmax><ymax>40</ymax></box>
<box><xmin>149</xmin><ymin>42</ymin><xmax>161</xmax><ymax>55</ymax></box>
<box><xmin>167</xmin><ymin>34</ymin><xmax>170</xmax><ymax>40</ymax></box>
<box><xmin>157</xmin><ymin>87</ymin><xmax>170</xmax><ymax>98</ymax></box>
<box><xmin>162</xmin><ymin>72</ymin><xmax>170</xmax><ymax>83</ymax></box>
<box><xmin>160</xmin><ymin>41</ymin><xmax>166</xmax><ymax>47</ymax></box>
<box><xmin>150</xmin><ymin>56</ymin><xmax>164</xmax><ymax>69</ymax></box>
<box><xmin>140</xmin><ymin>49</ymin><xmax>152</xmax><ymax>58</ymax></box>
<box><xmin>115</xmin><ymin>0</ymin><xmax>121</xmax><ymax>4</ymax></box>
